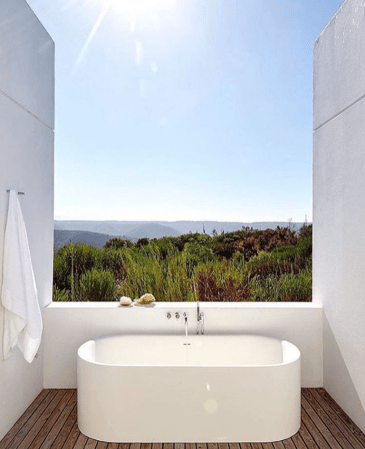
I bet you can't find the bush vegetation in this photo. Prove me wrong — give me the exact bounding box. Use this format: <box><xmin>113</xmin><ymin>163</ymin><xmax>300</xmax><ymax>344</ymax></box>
<box><xmin>53</xmin><ymin>224</ymin><xmax>312</xmax><ymax>302</ymax></box>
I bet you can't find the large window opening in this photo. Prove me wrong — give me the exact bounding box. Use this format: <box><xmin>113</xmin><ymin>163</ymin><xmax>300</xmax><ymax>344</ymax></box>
<box><xmin>28</xmin><ymin>0</ymin><xmax>333</xmax><ymax>303</ymax></box>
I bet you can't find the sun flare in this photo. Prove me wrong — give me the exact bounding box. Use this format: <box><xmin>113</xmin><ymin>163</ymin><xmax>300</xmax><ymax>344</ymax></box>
<box><xmin>106</xmin><ymin>0</ymin><xmax>175</xmax><ymax>13</ymax></box>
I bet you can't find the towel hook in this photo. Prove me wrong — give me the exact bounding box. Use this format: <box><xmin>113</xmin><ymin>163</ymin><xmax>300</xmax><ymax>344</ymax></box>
<box><xmin>6</xmin><ymin>190</ymin><xmax>25</xmax><ymax>195</ymax></box>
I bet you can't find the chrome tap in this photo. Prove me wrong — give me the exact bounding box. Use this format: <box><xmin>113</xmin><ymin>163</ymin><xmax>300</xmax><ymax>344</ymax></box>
<box><xmin>197</xmin><ymin>301</ymin><xmax>205</xmax><ymax>334</ymax></box>
<box><xmin>183</xmin><ymin>312</ymin><xmax>189</xmax><ymax>324</ymax></box>
<box><xmin>183</xmin><ymin>312</ymin><xmax>190</xmax><ymax>345</ymax></box>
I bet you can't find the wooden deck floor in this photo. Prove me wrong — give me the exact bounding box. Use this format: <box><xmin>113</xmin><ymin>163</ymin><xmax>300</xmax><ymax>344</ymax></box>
<box><xmin>1</xmin><ymin>389</ymin><xmax>365</xmax><ymax>449</ymax></box>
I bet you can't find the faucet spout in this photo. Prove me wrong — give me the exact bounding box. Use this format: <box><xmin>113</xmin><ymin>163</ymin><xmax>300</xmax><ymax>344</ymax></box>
<box><xmin>183</xmin><ymin>312</ymin><xmax>188</xmax><ymax>325</ymax></box>
<box><xmin>183</xmin><ymin>312</ymin><xmax>190</xmax><ymax>345</ymax></box>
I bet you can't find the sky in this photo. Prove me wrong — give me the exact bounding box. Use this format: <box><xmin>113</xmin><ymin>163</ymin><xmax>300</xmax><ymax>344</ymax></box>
<box><xmin>27</xmin><ymin>0</ymin><xmax>344</xmax><ymax>223</ymax></box>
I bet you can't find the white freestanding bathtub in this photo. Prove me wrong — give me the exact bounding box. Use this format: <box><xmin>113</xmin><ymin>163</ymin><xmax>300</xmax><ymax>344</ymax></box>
<box><xmin>77</xmin><ymin>334</ymin><xmax>301</xmax><ymax>443</ymax></box>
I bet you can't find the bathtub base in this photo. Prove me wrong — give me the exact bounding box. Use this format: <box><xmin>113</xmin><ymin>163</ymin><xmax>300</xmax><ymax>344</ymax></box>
<box><xmin>78</xmin><ymin>365</ymin><xmax>301</xmax><ymax>443</ymax></box>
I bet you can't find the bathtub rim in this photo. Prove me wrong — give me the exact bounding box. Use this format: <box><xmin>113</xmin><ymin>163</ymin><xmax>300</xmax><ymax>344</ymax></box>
<box><xmin>77</xmin><ymin>333</ymin><xmax>301</xmax><ymax>369</ymax></box>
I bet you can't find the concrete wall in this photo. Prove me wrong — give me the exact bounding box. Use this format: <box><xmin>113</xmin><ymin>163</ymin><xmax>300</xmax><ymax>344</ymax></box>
<box><xmin>0</xmin><ymin>0</ymin><xmax>54</xmax><ymax>441</ymax></box>
<box><xmin>43</xmin><ymin>302</ymin><xmax>323</xmax><ymax>388</ymax></box>
<box><xmin>313</xmin><ymin>0</ymin><xmax>365</xmax><ymax>433</ymax></box>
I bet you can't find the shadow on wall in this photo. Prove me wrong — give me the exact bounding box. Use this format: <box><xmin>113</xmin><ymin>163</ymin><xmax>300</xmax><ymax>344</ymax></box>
<box><xmin>323</xmin><ymin>313</ymin><xmax>365</xmax><ymax>428</ymax></box>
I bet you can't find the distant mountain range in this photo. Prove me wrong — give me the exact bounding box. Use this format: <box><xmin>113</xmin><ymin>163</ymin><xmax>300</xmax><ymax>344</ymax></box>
<box><xmin>54</xmin><ymin>230</ymin><xmax>118</xmax><ymax>250</ymax></box>
<box><xmin>54</xmin><ymin>220</ymin><xmax>309</xmax><ymax>250</ymax></box>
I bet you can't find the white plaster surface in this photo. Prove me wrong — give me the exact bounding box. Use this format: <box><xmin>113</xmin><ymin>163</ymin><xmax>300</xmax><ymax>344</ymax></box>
<box><xmin>0</xmin><ymin>94</ymin><xmax>54</xmax><ymax>309</ymax></box>
<box><xmin>314</xmin><ymin>0</ymin><xmax>365</xmax><ymax>130</ymax></box>
<box><xmin>0</xmin><ymin>0</ymin><xmax>54</xmax><ymax>129</ymax></box>
<box><xmin>43</xmin><ymin>302</ymin><xmax>323</xmax><ymax>388</ymax></box>
<box><xmin>313</xmin><ymin>0</ymin><xmax>365</xmax><ymax>433</ymax></box>
<box><xmin>0</xmin><ymin>0</ymin><xmax>54</xmax><ymax>440</ymax></box>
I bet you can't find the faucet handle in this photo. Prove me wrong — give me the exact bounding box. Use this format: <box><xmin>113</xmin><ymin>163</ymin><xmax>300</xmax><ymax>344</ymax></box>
<box><xmin>175</xmin><ymin>312</ymin><xmax>180</xmax><ymax>319</ymax></box>
<box><xmin>167</xmin><ymin>312</ymin><xmax>172</xmax><ymax>319</ymax></box>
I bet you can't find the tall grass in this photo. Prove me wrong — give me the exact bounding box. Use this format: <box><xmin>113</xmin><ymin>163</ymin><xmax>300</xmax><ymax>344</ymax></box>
<box><xmin>53</xmin><ymin>226</ymin><xmax>312</xmax><ymax>302</ymax></box>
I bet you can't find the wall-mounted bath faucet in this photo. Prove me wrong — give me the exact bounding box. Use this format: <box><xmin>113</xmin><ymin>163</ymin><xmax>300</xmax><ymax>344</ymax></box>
<box><xmin>183</xmin><ymin>312</ymin><xmax>190</xmax><ymax>345</ymax></box>
<box><xmin>197</xmin><ymin>301</ymin><xmax>205</xmax><ymax>334</ymax></box>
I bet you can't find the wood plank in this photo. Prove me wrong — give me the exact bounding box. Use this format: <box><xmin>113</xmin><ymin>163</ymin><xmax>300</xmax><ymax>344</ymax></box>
<box><xmin>229</xmin><ymin>443</ymin><xmax>242</xmax><ymax>449</ymax></box>
<box><xmin>234</xmin><ymin>443</ymin><xmax>250</xmax><ymax>449</ymax></box>
<box><xmin>45</xmin><ymin>403</ymin><xmax>77</xmax><ymax>449</ymax></box>
<box><xmin>5</xmin><ymin>389</ymin><xmax>67</xmax><ymax>449</ymax></box>
<box><xmin>308</xmin><ymin>389</ymin><xmax>362</xmax><ymax>449</ymax></box>
<box><xmin>303</xmin><ymin>389</ymin><xmax>357</xmax><ymax>449</ymax></box>
<box><xmin>72</xmin><ymin>428</ymin><xmax>88</xmax><ymax>449</ymax></box>
<box><xmin>315</xmin><ymin>388</ymin><xmax>365</xmax><ymax>449</ymax></box>
<box><xmin>301</xmin><ymin>405</ymin><xmax>331</xmax><ymax>449</ymax></box>
<box><xmin>298</xmin><ymin>419</ymin><xmax>319</xmax><ymax>449</ymax></box>
<box><xmin>58</xmin><ymin>419</ymin><xmax>80</xmax><ymax>449</ymax></box>
<box><xmin>39</xmin><ymin>390</ymin><xmax>77</xmax><ymax>449</ymax></box>
<box><xmin>2</xmin><ymin>388</ymin><xmax>365</xmax><ymax>449</ymax></box>
<box><xmin>251</xmin><ymin>443</ymin><xmax>263</xmax><ymax>449</ymax></box>
<box><xmin>271</xmin><ymin>441</ymin><xmax>285</xmax><ymax>449</ymax></box>
<box><xmin>217</xmin><ymin>444</ymin><xmax>229</xmax><ymax>449</ymax></box>
<box><xmin>290</xmin><ymin>431</ymin><xmax>307</xmax><ymax>449</ymax></box>
<box><xmin>280</xmin><ymin>438</ymin><xmax>295</xmax><ymax>449</ymax></box>
<box><xmin>28</xmin><ymin>389</ymin><xmax>74</xmax><ymax>449</ymax></box>
<box><xmin>96</xmin><ymin>442</ymin><xmax>109</xmax><ymax>449</ymax></box>
<box><xmin>130</xmin><ymin>444</ymin><xmax>141</xmax><ymax>449</ymax></box>
<box><xmin>0</xmin><ymin>390</ymin><xmax>52</xmax><ymax>449</ymax></box>
<box><xmin>302</xmin><ymin>395</ymin><xmax>343</xmax><ymax>449</ymax></box>
<box><xmin>85</xmin><ymin>438</ymin><xmax>99</xmax><ymax>449</ymax></box>
<box><xmin>207</xmin><ymin>444</ymin><xmax>218</xmax><ymax>449</ymax></box>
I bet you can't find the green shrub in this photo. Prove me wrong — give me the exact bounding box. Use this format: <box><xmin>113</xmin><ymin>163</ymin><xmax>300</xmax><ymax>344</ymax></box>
<box><xmin>164</xmin><ymin>252</ymin><xmax>195</xmax><ymax>302</ymax></box>
<box><xmin>298</xmin><ymin>223</ymin><xmax>312</xmax><ymax>239</ymax></box>
<box><xmin>53</xmin><ymin>251</ymin><xmax>70</xmax><ymax>292</ymax></box>
<box><xmin>53</xmin><ymin>243</ymin><xmax>101</xmax><ymax>301</ymax></box>
<box><xmin>184</xmin><ymin>241</ymin><xmax>217</xmax><ymax>277</ymax></box>
<box><xmin>250</xmin><ymin>266</ymin><xmax>311</xmax><ymax>302</ymax></box>
<box><xmin>104</xmin><ymin>237</ymin><xmax>133</xmax><ymax>249</ymax></box>
<box><xmin>52</xmin><ymin>287</ymin><xmax>70</xmax><ymax>302</ymax></box>
<box><xmin>193</xmin><ymin>260</ymin><xmax>249</xmax><ymax>301</ymax></box>
<box><xmin>297</xmin><ymin>235</ymin><xmax>312</xmax><ymax>260</ymax></box>
<box><xmin>53</xmin><ymin>227</ymin><xmax>312</xmax><ymax>303</ymax></box>
<box><xmin>174</xmin><ymin>233</ymin><xmax>213</xmax><ymax>252</ymax></box>
<box><xmin>117</xmin><ymin>249</ymin><xmax>164</xmax><ymax>300</ymax></box>
<box><xmin>152</xmin><ymin>238</ymin><xmax>179</xmax><ymax>260</ymax></box>
<box><xmin>79</xmin><ymin>269</ymin><xmax>116</xmax><ymax>302</ymax></box>
<box><xmin>99</xmin><ymin>247</ymin><xmax>127</xmax><ymax>282</ymax></box>
<box><xmin>136</xmin><ymin>238</ymin><xmax>150</xmax><ymax>247</ymax></box>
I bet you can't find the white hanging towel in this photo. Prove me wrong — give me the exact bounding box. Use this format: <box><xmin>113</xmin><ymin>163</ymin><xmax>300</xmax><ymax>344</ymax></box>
<box><xmin>1</xmin><ymin>190</ymin><xmax>42</xmax><ymax>363</ymax></box>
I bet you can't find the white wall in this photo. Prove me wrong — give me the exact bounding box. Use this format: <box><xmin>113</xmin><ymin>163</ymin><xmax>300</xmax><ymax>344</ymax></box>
<box><xmin>313</xmin><ymin>0</ymin><xmax>365</xmax><ymax>433</ymax></box>
<box><xmin>0</xmin><ymin>0</ymin><xmax>54</xmax><ymax>441</ymax></box>
<box><xmin>44</xmin><ymin>302</ymin><xmax>323</xmax><ymax>388</ymax></box>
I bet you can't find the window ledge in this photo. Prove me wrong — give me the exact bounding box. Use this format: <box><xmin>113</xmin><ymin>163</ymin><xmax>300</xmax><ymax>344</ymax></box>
<box><xmin>45</xmin><ymin>301</ymin><xmax>321</xmax><ymax>310</ymax></box>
